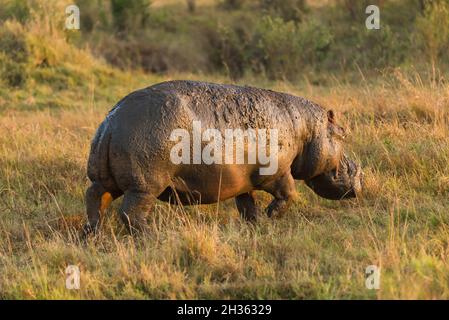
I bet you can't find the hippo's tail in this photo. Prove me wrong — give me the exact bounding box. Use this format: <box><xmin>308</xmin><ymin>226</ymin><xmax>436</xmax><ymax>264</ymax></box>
<box><xmin>87</xmin><ymin>120</ymin><xmax>118</xmax><ymax>193</ymax></box>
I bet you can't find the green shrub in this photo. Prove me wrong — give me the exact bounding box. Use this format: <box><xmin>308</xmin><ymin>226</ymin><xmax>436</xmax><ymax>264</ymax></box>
<box><xmin>416</xmin><ymin>1</ymin><xmax>449</xmax><ymax>65</ymax></box>
<box><xmin>295</xmin><ymin>18</ymin><xmax>333</xmax><ymax>67</ymax></box>
<box><xmin>219</xmin><ymin>0</ymin><xmax>246</xmax><ymax>10</ymax></box>
<box><xmin>0</xmin><ymin>0</ymin><xmax>30</xmax><ymax>23</ymax></box>
<box><xmin>207</xmin><ymin>22</ymin><xmax>253</xmax><ymax>78</ymax></box>
<box><xmin>110</xmin><ymin>0</ymin><xmax>151</xmax><ymax>33</ymax></box>
<box><xmin>350</xmin><ymin>24</ymin><xmax>403</xmax><ymax>69</ymax></box>
<box><xmin>0</xmin><ymin>52</ymin><xmax>28</xmax><ymax>87</ymax></box>
<box><xmin>95</xmin><ymin>27</ymin><xmax>210</xmax><ymax>74</ymax></box>
<box><xmin>251</xmin><ymin>16</ymin><xmax>332</xmax><ymax>80</ymax></box>
<box><xmin>259</xmin><ymin>0</ymin><xmax>307</xmax><ymax>22</ymax></box>
<box><xmin>187</xmin><ymin>0</ymin><xmax>196</xmax><ymax>13</ymax></box>
<box><xmin>205</xmin><ymin>15</ymin><xmax>333</xmax><ymax>80</ymax></box>
<box><xmin>76</xmin><ymin>0</ymin><xmax>112</xmax><ymax>32</ymax></box>
<box><xmin>252</xmin><ymin>17</ymin><xmax>300</xmax><ymax>79</ymax></box>
<box><xmin>338</xmin><ymin>0</ymin><xmax>373</xmax><ymax>21</ymax></box>
<box><xmin>0</xmin><ymin>21</ymin><xmax>30</xmax><ymax>87</ymax></box>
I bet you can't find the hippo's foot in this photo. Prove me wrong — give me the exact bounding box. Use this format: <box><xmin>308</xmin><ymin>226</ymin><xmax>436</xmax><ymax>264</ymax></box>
<box><xmin>235</xmin><ymin>192</ymin><xmax>259</xmax><ymax>222</ymax></box>
<box><xmin>119</xmin><ymin>190</ymin><xmax>158</xmax><ymax>235</ymax></box>
<box><xmin>81</xmin><ymin>223</ymin><xmax>99</xmax><ymax>240</ymax></box>
<box><xmin>265</xmin><ymin>199</ymin><xmax>293</xmax><ymax>218</ymax></box>
<box><xmin>83</xmin><ymin>182</ymin><xmax>114</xmax><ymax>239</ymax></box>
<box><xmin>262</xmin><ymin>172</ymin><xmax>298</xmax><ymax>218</ymax></box>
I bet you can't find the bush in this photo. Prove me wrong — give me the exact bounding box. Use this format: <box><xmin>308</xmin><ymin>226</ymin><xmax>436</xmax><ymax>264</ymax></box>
<box><xmin>76</xmin><ymin>0</ymin><xmax>112</xmax><ymax>32</ymax></box>
<box><xmin>205</xmin><ymin>15</ymin><xmax>333</xmax><ymax>80</ymax></box>
<box><xmin>110</xmin><ymin>0</ymin><xmax>151</xmax><ymax>33</ymax></box>
<box><xmin>0</xmin><ymin>0</ymin><xmax>30</xmax><ymax>23</ymax></box>
<box><xmin>349</xmin><ymin>24</ymin><xmax>403</xmax><ymax>69</ymax></box>
<box><xmin>251</xmin><ymin>16</ymin><xmax>332</xmax><ymax>80</ymax></box>
<box><xmin>259</xmin><ymin>0</ymin><xmax>307</xmax><ymax>22</ymax></box>
<box><xmin>338</xmin><ymin>0</ymin><xmax>373</xmax><ymax>21</ymax></box>
<box><xmin>219</xmin><ymin>0</ymin><xmax>246</xmax><ymax>10</ymax></box>
<box><xmin>0</xmin><ymin>21</ymin><xmax>30</xmax><ymax>87</ymax></box>
<box><xmin>206</xmin><ymin>21</ymin><xmax>253</xmax><ymax>78</ymax></box>
<box><xmin>95</xmin><ymin>27</ymin><xmax>210</xmax><ymax>74</ymax></box>
<box><xmin>251</xmin><ymin>17</ymin><xmax>301</xmax><ymax>79</ymax></box>
<box><xmin>416</xmin><ymin>1</ymin><xmax>449</xmax><ymax>65</ymax></box>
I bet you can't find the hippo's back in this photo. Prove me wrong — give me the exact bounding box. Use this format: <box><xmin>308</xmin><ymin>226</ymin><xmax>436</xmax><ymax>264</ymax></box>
<box><xmin>107</xmin><ymin>80</ymin><xmax>324</xmax><ymax>133</ymax></box>
<box><xmin>149</xmin><ymin>80</ymin><xmax>311</xmax><ymax>131</ymax></box>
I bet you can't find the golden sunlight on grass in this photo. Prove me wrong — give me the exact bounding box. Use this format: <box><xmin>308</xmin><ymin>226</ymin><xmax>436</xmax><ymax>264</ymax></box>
<box><xmin>1</xmin><ymin>0</ymin><xmax>449</xmax><ymax>299</ymax></box>
<box><xmin>0</xmin><ymin>68</ymin><xmax>448</xmax><ymax>299</ymax></box>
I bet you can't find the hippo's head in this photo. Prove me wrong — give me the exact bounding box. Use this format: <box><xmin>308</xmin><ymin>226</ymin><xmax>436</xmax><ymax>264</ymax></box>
<box><xmin>305</xmin><ymin>153</ymin><xmax>363</xmax><ymax>199</ymax></box>
<box><xmin>302</xmin><ymin>110</ymin><xmax>363</xmax><ymax>200</ymax></box>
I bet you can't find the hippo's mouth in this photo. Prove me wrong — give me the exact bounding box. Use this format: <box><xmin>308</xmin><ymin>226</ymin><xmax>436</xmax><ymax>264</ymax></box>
<box><xmin>305</xmin><ymin>154</ymin><xmax>363</xmax><ymax>200</ymax></box>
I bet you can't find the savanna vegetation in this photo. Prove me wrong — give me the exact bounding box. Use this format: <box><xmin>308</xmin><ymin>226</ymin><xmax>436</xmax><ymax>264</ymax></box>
<box><xmin>0</xmin><ymin>0</ymin><xmax>448</xmax><ymax>299</ymax></box>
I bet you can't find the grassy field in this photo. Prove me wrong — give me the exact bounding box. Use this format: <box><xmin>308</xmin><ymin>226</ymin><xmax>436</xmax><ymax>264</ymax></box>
<box><xmin>1</xmin><ymin>0</ymin><xmax>449</xmax><ymax>299</ymax></box>
<box><xmin>1</xmin><ymin>66</ymin><xmax>448</xmax><ymax>299</ymax></box>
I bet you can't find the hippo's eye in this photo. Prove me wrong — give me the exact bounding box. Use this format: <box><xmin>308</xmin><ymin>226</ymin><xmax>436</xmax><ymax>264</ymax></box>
<box><xmin>332</xmin><ymin>169</ymin><xmax>338</xmax><ymax>180</ymax></box>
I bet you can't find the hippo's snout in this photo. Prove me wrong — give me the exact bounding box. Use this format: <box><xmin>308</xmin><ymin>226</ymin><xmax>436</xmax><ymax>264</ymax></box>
<box><xmin>305</xmin><ymin>154</ymin><xmax>363</xmax><ymax>200</ymax></box>
<box><xmin>348</xmin><ymin>158</ymin><xmax>363</xmax><ymax>198</ymax></box>
<box><xmin>342</xmin><ymin>157</ymin><xmax>363</xmax><ymax>198</ymax></box>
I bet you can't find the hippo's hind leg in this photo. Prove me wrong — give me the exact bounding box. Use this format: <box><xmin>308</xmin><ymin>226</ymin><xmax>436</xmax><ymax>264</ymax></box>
<box><xmin>235</xmin><ymin>191</ymin><xmax>259</xmax><ymax>222</ymax></box>
<box><xmin>119</xmin><ymin>191</ymin><xmax>154</xmax><ymax>234</ymax></box>
<box><xmin>262</xmin><ymin>172</ymin><xmax>298</xmax><ymax>218</ymax></box>
<box><xmin>119</xmin><ymin>181</ymin><xmax>168</xmax><ymax>235</ymax></box>
<box><xmin>83</xmin><ymin>182</ymin><xmax>119</xmax><ymax>237</ymax></box>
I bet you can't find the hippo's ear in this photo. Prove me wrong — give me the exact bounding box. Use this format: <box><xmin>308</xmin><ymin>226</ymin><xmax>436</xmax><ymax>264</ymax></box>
<box><xmin>327</xmin><ymin>110</ymin><xmax>336</xmax><ymax>124</ymax></box>
<box><xmin>328</xmin><ymin>110</ymin><xmax>347</xmax><ymax>140</ymax></box>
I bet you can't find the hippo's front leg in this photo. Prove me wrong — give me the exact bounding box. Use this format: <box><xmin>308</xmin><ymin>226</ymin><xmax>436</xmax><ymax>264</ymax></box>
<box><xmin>262</xmin><ymin>172</ymin><xmax>298</xmax><ymax>218</ymax></box>
<box><xmin>235</xmin><ymin>191</ymin><xmax>259</xmax><ymax>222</ymax></box>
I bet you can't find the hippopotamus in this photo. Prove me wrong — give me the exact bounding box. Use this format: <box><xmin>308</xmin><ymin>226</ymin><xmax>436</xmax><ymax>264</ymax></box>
<box><xmin>84</xmin><ymin>80</ymin><xmax>362</xmax><ymax>235</ymax></box>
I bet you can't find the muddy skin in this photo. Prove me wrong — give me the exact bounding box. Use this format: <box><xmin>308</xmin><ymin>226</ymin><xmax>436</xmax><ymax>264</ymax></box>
<box><xmin>84</xmin><ymin>80</ymin><xmax>363</xmax><ymax>235</ymax></box>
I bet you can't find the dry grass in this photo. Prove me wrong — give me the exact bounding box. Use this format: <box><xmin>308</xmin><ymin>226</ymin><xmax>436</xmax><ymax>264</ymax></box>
<box><xmin>0</xmin><ymin>0</ymin><xmax>448</xmax><ymax>299</ymax></box>
<box><xmin>0</xmin><ymin>65</ymin><xmax>448</xmax><ymax>299</ymax></box>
